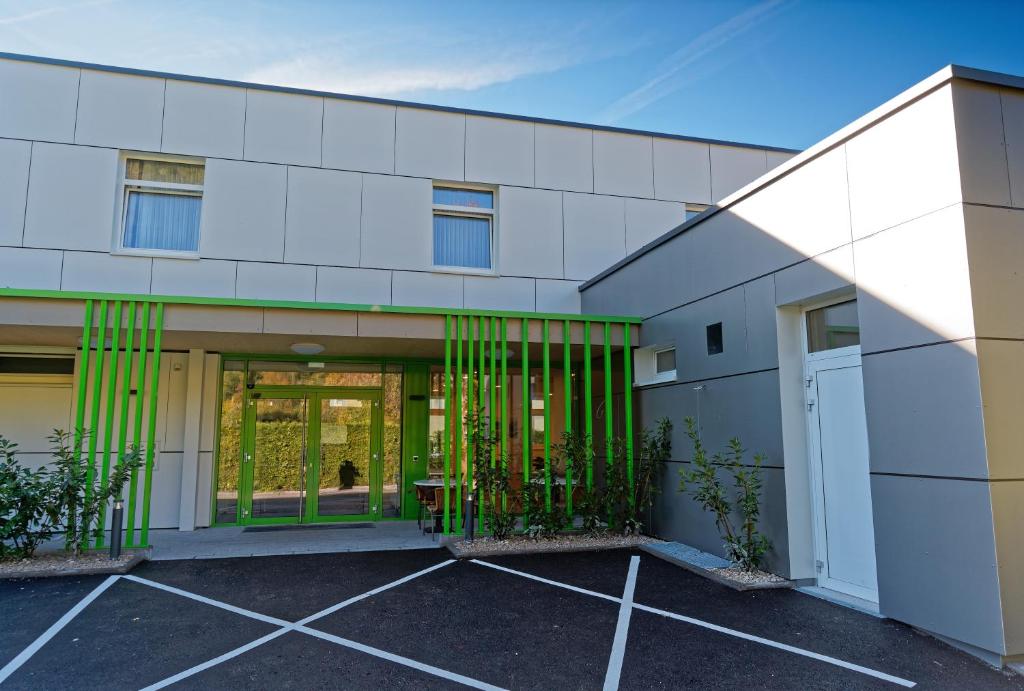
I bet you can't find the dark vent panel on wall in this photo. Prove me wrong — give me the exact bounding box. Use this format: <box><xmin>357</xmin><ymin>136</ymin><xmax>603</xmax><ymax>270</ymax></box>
<box><xmin>0</xmin><ymin>356</ymin><xmax>75</xmax><ymax>375</ymax></box>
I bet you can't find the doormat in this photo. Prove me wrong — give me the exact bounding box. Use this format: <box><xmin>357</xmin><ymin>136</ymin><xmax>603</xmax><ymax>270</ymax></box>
<box><xmin>243</xmin><ymin>523</ymin><xmax>375</xmax><ymax>533</ymax></box>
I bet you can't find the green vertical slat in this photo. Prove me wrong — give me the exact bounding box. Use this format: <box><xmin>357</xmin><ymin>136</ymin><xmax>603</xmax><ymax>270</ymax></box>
<box><xmin>478</xmin><ymin>316</ymin><xmax>486</xmax><ymax>528</ymax></box>
<box><xmin>467</xmin><ymin>316</ymin><xmax>475</xmax><ymax>523</ymax></box>
<box><xmin>443</xmin><ymin>314</ymin><xmax>452</xmax><ymax>534</ymax></box>
<box><xmin>126</xmin><ymin>303</ymin><xmax>150</xmax><ymax>548</ymax></box>
<box><xmin>521</xmin><ymin>318</ymin><xmax>529</xmax><ymax>490</ymax></box>
<box><xmin>115</xmin><ymin>303</ymin><xmax>137</xmax><ymax>462</ymax></box>
<box><xmin>139</xmin><ymin>303</ymin><xmax>164</xmax><ymax>547</ymax></box>
<box><xmin>542</xmin><ymin>319</ymin><xmax>551</xmax><ymax>511</ymax></box>
<box><xmin>84</xmin><ymin>301</ymin><xmax>108</xmax><ymax>508</ymax></box>
<box><xmin>489</xmin><ymin>317</ymin><xmax>497</xmax><ymax>468</ymax></box>
<box><xmin>583</xmin><ymin>320</ymin><xmax>593</xmax><ymax>489</ymax></box>
<box><xmin>73</xmin><ymin>300</ymin><xmax>94</xmax><ymax>457</ymax></box>
<box><xmin>500</xmin><ymin>318</ymin><xmax>508</xmax><ymax>512</ymax></box>
<box><xmin>623</xmin><ymin>323</ymin><xmax>635</xmax><ymax>505</ymax></box>
<box><xmin>454</xmin><ymin>315</ymin><xmax>463</xmax><ymax>531</ymax></box>
<box><xmin>563</xmin><ymin>319</ymin><xmax>572</xmax><ymax>516</ymax></box>
<box><xmin>95</xmin><ymin>300</ymin><xmax>123</xmax><ymax>548</ymax></box>
<box><xmin>604</xmin><ymin>321</ymin><xmax>613</xmax><ymax>476</ymax></box>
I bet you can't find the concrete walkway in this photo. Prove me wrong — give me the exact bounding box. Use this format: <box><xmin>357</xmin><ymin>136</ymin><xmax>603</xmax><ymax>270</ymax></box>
<box><xmin>147</xmin><ymin>522</ymin><xmax>439</xmax><ymax>561</ymax></box>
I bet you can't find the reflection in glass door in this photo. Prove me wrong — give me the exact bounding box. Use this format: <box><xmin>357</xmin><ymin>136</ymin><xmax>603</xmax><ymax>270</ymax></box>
<box><xmin>250</xmin><ymin>396</ymin><xmax>307</xmax><ymax>521</ymax></box>
<box><xmin>315</xmin><ymin>395</ymin><xmax>377</xmax><ymax>519</ymax></box>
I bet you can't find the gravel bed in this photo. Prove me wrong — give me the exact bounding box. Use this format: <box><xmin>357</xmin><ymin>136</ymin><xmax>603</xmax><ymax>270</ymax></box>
<box><xmin>711</xmin><ymin>566</ymin><xmax>788</xmax><ymax>586</ymax></box>
<box><xmin>447</xmin><ymin>533</ymin><xmax>656</xmax><ymax>558</ymax></box>
<box><xmin>0</xmin><ymin>551</ymin><xmax>146</xmax><ymax>578</ymax></box>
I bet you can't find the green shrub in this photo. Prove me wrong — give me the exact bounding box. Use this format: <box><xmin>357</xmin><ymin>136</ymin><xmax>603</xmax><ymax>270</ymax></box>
<box><xmin>0</xmin><ymin>437</ymin><xmax>56</xmax><ymax>559</ymax></box>
<box><xmin>678</xmin><ymin>417</ymin><xmax>771</xmax><ymax>571</ymax></box>
<box><xmin>466</xmin><ymin>408</ymin><xmax>517</xmax><ymax>540</ymax></box>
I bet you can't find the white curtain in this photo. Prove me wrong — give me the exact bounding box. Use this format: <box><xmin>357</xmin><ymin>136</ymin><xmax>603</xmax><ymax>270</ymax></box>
<box><xmin>433</xmin><ymin>214</ymin><xmax>491</xmax><ymax>268</ymax></box>
<box><xmin>123</xmin><ymin>191</ymin><xmax>201</xmax><ymax>251</ymax></box>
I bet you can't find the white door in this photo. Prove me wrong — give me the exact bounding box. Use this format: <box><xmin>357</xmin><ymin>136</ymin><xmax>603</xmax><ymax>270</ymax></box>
<box><xmin>804</xmin><ymin>299</ymin><xmax>878</xmax><ymax>602</ymax></box>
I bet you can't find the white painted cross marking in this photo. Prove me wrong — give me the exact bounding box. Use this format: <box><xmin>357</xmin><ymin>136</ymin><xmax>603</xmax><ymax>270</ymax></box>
<box><xmin>0</xmin><ymin>575</ymin><xmax>120</xmax><ymax>685</ymax></box>
<box><xmin>470</xmin><ymin>558</ymin><xmax>915</xmax><ymax>689</ymax></box>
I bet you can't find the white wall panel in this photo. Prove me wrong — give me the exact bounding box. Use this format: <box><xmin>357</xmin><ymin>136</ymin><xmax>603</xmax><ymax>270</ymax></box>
<box><xmin>162</xmin><ymin>80</ymin><xmax>245</xmax><ymax>159</ymax></box>
<box><xmin>498</xmin><ymin>186</ymin><xmax>563</xmax><ymax>279</ymax></box>
<box><xmin>322</xmin><ymin>99</ymin><xmax>395</xmax><ymax>174</ymax></box>
<box><xmin>594</xmin><ymin>131</ymin><xmax>654</xmax><ymax>198</ymax></box>
<box><xmin>244</xmin><ymin>89</ymin><xmax>323</xmax><ymax>166</ymax></box>
<box><xmin>535</xmin><ymin>124</ymin><xmax>592</xmax><ymax>193</ymax></box>
<box><xmin>465</xmin><ymin>116</ymin><xmax>533</xmax><ymax>187</ymax></box>
<box><xmin>0</xmin><ymin>138</ymin><xmax>31</xmax><ymax>246</ymax></box>
<box><xmin>391</xmin><ymin>270</ymin><xmax>462</xmax><ymax>308</ymax></box>
<box><xmin>0</xmin><ymin>59</ymin><xmax>78</xmax><ymax>143</ymax></box>
<box><xmin>284</xmin><ymin>167</ymin><xmax>362</xmax><ymax>266</ymax></box>
<box><xmin>23</xmin><ymin>143</ymin><xmax>118</xmax><ymax>252</ymax></box>
<box><xmin>395</xmin><ymin>107</ymin><xmax>464</xmax><ymax>180</ymax></box>
<box><xmin>360</xmin><ymin>173</ymin><xmax>431</xmax><ymax>271</ymax></box>
<box><xmin>151</xmin><ymin>258</ymin><xmax>236</xmax><ymax>298</ymax></box>
<box><xmin>1004</xmin><ymin>88</ymin><xmax>1024</xmax><ymax>208</ymax></box>
<box><xmin>75</xmin><ymin>71</ymin><xmax>164</xmax><ymax>151</ymax></box>
<box><xmin>625</xmin><ymin>198</ymin><xmax>685</xmax><ymax>253</ymax></box>
<box><xmin>710</xmin><ymin>145</ymin><xmax>767</xmax><ymax>201</ymax></box>
<box><xmin>963</xmin><ymin>204</ymin><xmax>1024</xmax><ymax>340</ymax></box>
<box><xmin>846</xmin><ymin>85</ymin><xmax>961</xmax><ymax>240</ymax></box>
<box><xmin>316</xmin><ymin>266</ymin><xmax>391</xmax><ymax>305</ymax></box>
<box><xmin>200</xmin><ymin>159</ymin><xmax>286</xmax><ymax>262</ymax></box>
<box><xmin>464</xmin><ymin>275</ymin><xmax>534</xmax><ymax>311</ymax></box>
<box><xmin>653</xmin><ymin>138</ymin><xmax>711</xmax><ymax>204</ymax></box>
<box><xmin>0</xmin><ymin>246</ymin><xmax>62</xmax><ymax>289</ymax></box>
<box><xmin>563</xmin><ymin>193</ymin><xmax>625</xmax><ymax>280</ymax></box>
<box><xmin>951</xmin><ymin>83</ymin><xmax>1012</xmax><ymax>207</ymax></box>
<box><xmin>536</xmin><ymin>279</ymin><xmax>581</xmax><ymax>313</ymax></box>
<box><xmin>766</xmin><ymin>150</ymin><xmax>796</xmax><ymax>170</ymax></box>
<box><xmin>235</xmin><ymin>261</ymin><xmax>315</xmax><ymax>301</ymax></box>
<box><xmin>61</xmin><ymin>251</ymin><xmax>152</xmax><ymax>293</ymax></box>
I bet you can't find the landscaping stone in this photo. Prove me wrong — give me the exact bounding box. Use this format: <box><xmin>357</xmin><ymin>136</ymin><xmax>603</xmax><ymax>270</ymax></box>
<box><xmin>445</xmin><ymin>533</ymin><xmax>656</xmax><ymax>558</ymax></box>
<box><xmin>0</xmin><ymin>550</ymin><xmax>149</xmax><ymax>579</ymax></box>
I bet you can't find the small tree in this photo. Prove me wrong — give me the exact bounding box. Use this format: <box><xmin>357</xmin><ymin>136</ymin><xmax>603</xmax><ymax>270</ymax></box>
<box><xmin>556</xmin><ymin>430</ymin><xmax>603</xmax><ymax>534</ymax></box>
<box><xmin>678</xmin><ymin>417</ymin><xmax>771</xmax><ymax>571</ymax></box>
<box><xmin>466</xmin><ymin>409</ymin><xmax>516</xmax><ymax>540</ymax></box>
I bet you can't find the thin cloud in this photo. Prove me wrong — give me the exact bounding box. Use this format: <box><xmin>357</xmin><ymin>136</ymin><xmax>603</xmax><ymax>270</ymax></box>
<box><xmin>0</xmin><ymin>0</ymin><xmax>112</xmax><ymax>26</ymax></box>
<box><xmin>600</xmin><ymin>0</ymin><xmax>792</xmax><ymax>123</ymax></box>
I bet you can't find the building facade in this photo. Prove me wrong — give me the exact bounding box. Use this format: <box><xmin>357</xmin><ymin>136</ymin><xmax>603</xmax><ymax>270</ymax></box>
<box><xmin>582</xmin><ymin>65</ymin><xmax>1024</xmax><ymax>667</ymax></box>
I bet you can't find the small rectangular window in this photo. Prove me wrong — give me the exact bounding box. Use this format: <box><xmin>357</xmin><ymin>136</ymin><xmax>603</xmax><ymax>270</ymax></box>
<box><xmin>432</xmin><ymin>185</ymin><xmax>494</xmax><ymax>270</ymax></box>
<box><xmin>655</xmin><ymin>348</ymin><xmax>676</xmax><ymax>374</ymax></box>
<box><xmin>806</xmin><ymin>300</ymin><xmax>860</xmax><ymax>353</ymax></box>
<box><xmin>120</xmin><ymin>156</ymin><xmax>204</xmax><ymax>254</ymax></box>
<box><xmin>706</xmin><ymin>322</ymin><xmax>723</xmax><ymax>355</ymax></box>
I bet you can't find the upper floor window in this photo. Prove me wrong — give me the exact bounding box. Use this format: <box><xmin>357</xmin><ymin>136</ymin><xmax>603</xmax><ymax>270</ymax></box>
<box><xmin>119</xmin><ymin>156</ymin><xmax>204</xmax><ymax>255</ymax></box>
<box><xmin>634</xmin><ymin>344</ymin><xmax>676</xmax><ymax>386</ymax></box>
<box><xmin>432</xmin><ymin>186</ymin><xmax>494</xmax><ymax>271</ymax></box>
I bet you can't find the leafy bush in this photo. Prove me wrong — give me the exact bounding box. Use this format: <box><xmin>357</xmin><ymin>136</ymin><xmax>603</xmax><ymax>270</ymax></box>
<box><xmin>678</xmin><ymin>417</ymin><xmax>771</xmax><ymax>571</ymax></box>
<box><xmin>0</xmin><ymin>437</ymin><xmax>57</xmax><ymax>559</ymax></box>
<box><xmin>0</xmin><ymin>430</ymin><xmax>143</xmax><ymax>559</ymax></box>
<box><xmin>466</xmin><ymin>409</ymin><xmax>517</xmax><ymax>540</ymax></box>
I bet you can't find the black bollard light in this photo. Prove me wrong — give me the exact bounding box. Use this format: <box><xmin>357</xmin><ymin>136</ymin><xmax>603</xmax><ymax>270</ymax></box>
<box><xmin>109</xmin><ymin>499</ymin><xmax>124</xmax><ymax>560</ymax></box>
<box><xmin>464</xmin><ymin>494</ymin><xmax>474</xmax><ymax>542</ymax></box>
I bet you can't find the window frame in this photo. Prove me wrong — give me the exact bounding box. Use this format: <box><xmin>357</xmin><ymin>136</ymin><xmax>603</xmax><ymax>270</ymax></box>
<box><xmin>431</xmin><ymin>182</ymin><xmax>497</xmax><ymax>275</ymax></box>
<box><xmin>113</xmin><ymin>151</ymin><xmax>205</xmax><ymax>259</ymax></box>
<box><xmin>801</xmin><ymin>296</ymin><xmax>861</xmax><ymax>363</ymax></box>
<box><xmin>633</xmin><ymin>344</ymin><xmax>677</xmax><ymax>387</ymax></box>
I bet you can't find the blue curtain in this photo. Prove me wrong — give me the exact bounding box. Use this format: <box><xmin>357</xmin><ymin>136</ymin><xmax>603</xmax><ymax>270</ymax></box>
<box><xmin>433</xmin><ymin>214</ymin><xmax>491</xmax><ymax>269</ymax></box>
<box><xmin>123</xmin><ymin>191</ymin><xmax>201</xmax><ymax>252</ymax></box>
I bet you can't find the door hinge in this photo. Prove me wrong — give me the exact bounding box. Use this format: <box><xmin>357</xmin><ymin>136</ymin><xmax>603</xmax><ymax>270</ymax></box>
<box><xmin>807</xmin><ymin>398</ymin><xmax>816</xmax><ymax>411</ymax></box>
<box><xmin>815</xmin><ymin>559</ymin><xmax>824</xmax><ymax>572</ymax></box>
<box><xmin>805</xmin><ymin>376</ymin><xmax>813</xmax><ymax>388</ymax></box>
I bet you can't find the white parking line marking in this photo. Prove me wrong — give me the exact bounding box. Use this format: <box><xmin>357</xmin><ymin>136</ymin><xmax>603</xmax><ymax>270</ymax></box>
<box><xmin>135</xmin><ymin>559</ymin><xmax>499</xmax><ymax>691</ymax></box>
<box><xmin>469</xmin><ymin>558</ymin><xmax>916</xmax><ymax>688</ymax></box>
<box><xmin>0</xmin><ymin>575</ymin><xmax>121</xmax><ymax>684</ymax></box>
<box><xmin>603</xmin><ymin>556</ymin><xmax>639</xmax><ymax>691</ymax></box>
<box><xmin>296</xmin><ymin>625</ymin><xmax>506</xmax><ymax>691</ymax></box>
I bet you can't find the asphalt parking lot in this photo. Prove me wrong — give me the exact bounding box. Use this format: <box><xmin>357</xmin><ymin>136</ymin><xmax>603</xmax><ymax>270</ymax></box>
<box><xmin>1</xmin><ymin>548</ymin><xmax>1021</xmax><ymax>690</ymax></box>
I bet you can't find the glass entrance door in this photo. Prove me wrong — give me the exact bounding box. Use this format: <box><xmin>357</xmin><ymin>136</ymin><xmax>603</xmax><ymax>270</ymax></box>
<box><xmin>310</xmin><ymin>392</ymin><xmax>380</xmax><ymax>520</ymax></box>
<box><xmin>240</xmin><ymin>388</ymin><xmax>382</xmax><ymax>524</ymax></box>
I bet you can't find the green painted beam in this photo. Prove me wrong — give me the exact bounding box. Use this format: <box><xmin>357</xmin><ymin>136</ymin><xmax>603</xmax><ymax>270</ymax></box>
<box><xmin>478</xmin><ymin>316</ymin><xmax>486</xmax><ymax>528</ymax></box>
<box><xmin>95</xmin><ymin>300</ymin><xmax>123</xmax><ymax>548</ymax></box>
<box><xmin>623</xmin><ymin>323</ymin><xmax>635</xmax><ymax>505</ymax></box>
<box><xmin>84</xmin><ymin>300</ymin><xmax>108</xmax><ymax>508</ymax></box>
<box><xmin>139</xmin><ymin>302</ymin><xmax>164</xmax><ymax>548</ymax></box>
<box><xmin>500</xmin><ymin>317</ymin><xmax>508</xmax><ymax>512</ymax></box>
<box><xmin>0</xmin><ymin>287</ymin><xmax>642</xmax><ymax>324</ymax></box>
<box><xmin>467</xmin><ymin>316</ymin><xmax>475</xmax><ymax>512</ymax></box>
<box><xmin>443</xmin><ymin>314</ymin><xmax>452</xmax><ymax>534</ymax></box>
<box><xmin>542</xmin><ymin>319</ymin><xmax>551</xmax><ymax>511</ymax></box>
<box><xmin>563</xmin><ymin>319</ymin><xmax>572</xmax><ymax>516</ymax></box>
<box><xmin>72</xmin><ymin>300</ymin><xmax>94</xmax><ymax>458</ymax></box>
<box><xmin>521</xmin><ymin>318</ymin><xmax>529</xmax><ymax>490</ymax></box>
<box><xmin>583</xmin><ymin>321</ymin><xmax>593</xmax><ymax>489</ymax></box>
<box><xmin>125</xmin><ymin>302</ymin><xmax>150</xmax><ymax>548</ymax></box>
<box><xmin>454</xmin><ymin>315</ymin><xmax>463</xmax><ymax>532</ymax></box>
<box><xmin>604</xmin><ymin>321</ymin><xmax>613</xmax><ymax>476</ymax></box>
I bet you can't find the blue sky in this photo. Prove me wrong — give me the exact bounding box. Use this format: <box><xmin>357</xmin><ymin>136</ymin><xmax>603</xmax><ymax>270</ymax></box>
<box><xmin>1</xmin><ymin>0</ymin><xmax>1022</xmax><ymax>150</ymax></box>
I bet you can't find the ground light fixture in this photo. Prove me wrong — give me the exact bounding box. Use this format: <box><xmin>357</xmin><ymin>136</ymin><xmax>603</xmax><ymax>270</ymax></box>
<box><xmin>290</xmin><ymin>342</ymin><xmax>325</xmax><ymax>355</ymax></box>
